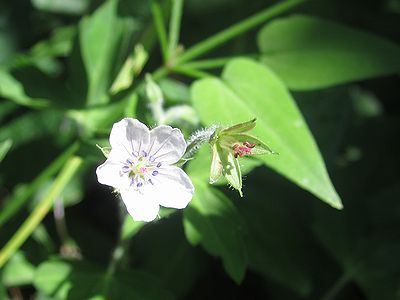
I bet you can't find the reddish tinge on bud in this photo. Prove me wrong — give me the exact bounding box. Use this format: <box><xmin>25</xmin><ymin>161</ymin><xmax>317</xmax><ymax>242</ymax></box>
<box><xmin>232</xmin><ymin>142</ymin><xmax>256</xmax><ymax>158</ymax></box>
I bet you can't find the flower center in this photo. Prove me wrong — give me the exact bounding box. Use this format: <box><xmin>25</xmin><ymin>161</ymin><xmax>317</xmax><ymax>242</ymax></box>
<box><xmin>121</xmin><ymin>152</ymin><xmax>161</xmax><ymax>189</ymax></box>
<box><xmin>232</xmin><ymin>142</ymin><xmax>256</xmax><ymax>158</ymax></box>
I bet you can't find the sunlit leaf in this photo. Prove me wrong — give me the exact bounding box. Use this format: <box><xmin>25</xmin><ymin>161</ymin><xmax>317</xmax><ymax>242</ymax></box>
<box><xmin>191</xmin><ymin>58</ymin><xmax>342</xmax><ymax>209</ymax></box>
<box><xmin>2</xmin><ymin>251</ymin><xmax>35</xmax><ymax>287</ymax></box>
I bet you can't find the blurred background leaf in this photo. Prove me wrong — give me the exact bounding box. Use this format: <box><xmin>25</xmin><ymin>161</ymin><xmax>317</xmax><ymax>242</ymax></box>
<box><xmin>258</xmin><ymin>15</ymin><xmax>400</xmax><ymax>90</ymax></box>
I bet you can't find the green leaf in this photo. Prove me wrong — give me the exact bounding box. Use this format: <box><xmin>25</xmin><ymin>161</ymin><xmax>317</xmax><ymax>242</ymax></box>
<box><xmin>183</xmin><ymin>180</ymin><xmax>247</xmax><ymax>283</ymax></box>
<box><xmin>2</xmin><ymin>251</ymin><xmax>35</xmax><ymax>287</ymax></box>
<box><xmin>31</xmin><ymin>0</ymin><xmax>90</xmax><ymax>15</ymax></box>
<box><xmin>0</xmin><ymin>110</ymin><xmax>63</xmax><ymax>149</ymax></box>
<box><xmin>0</xmin><ymin>69</ymin><xmax>50</xmax><ymax>108</ymax></box>
<box><xmin>34</xmin><ymin>258</ymin><xmax>174</xmax><ymax>300</ymax></box>
<box><xmin>191</xmin><ymin>58</ymin><xmax>342</xmax><ymax>209</ymax></box>
<box><xmin>79</xmin><ymin>0</ymin><xmax>136</xmax><ymax>105</ymax></box>
<box><xmin>0</xmin><ymin>139</ymin><xmax>12</xmax><ymax>163</ymax></box>
<box><xmin>258</xmin><ymin>15</ymin><xmax>400</xmax><ymax>90</ymax></box>
<box><xmin>68</xmin><ymin>93</ymin><xmax>137</xmax><ymax>136</ymax></box>
<box><xmin>159</xmin><ymin>78</ymin><xmax>190</xmax><ymax>104</ymax></box>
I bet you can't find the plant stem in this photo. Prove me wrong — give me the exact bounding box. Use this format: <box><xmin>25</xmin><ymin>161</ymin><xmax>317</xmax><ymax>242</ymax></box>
<box><xmin>0</xmin><ymin>156</ymin><xmax>83</xmax><ymax>268</ymax></box>
<box><xmin>168</xmin><ymin>0</ymin><xmax>184</xmax><ymax>59</ymax></box>
<box><xmin>183</xmin><ymin>54</ymin><xmax>259</xmax><ymax>69</ymax></box>
<box><xmin>150</xmin><ymin>0</ymin><xmax>169</xmax><ymax>61</ymax></box>
<box><xmin>320</xmin><ymin>272</ymin><xmax>352</xmax><ymax>300</ymax></box>
<box><xmin>0</xmin><ymin>141</ymin><xmax>80</xmax><ymax>227</ymax></box>
<box><xmin>175</xmin><ymin>0</ymin><xmax>306</xmax><ymax>64</ymax></box>
<box><xmin>101</xmin><ymin>206</ymin><xmax>130</xmax><ymax>296</ymax></box>
<box><xmin>171</xmin><ymin>65</ymin><xmax>212</xmax><ymax>79</ymax></box>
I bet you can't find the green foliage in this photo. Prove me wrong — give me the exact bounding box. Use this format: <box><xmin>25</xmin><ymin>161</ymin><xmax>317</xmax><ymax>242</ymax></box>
<box><xmin>33</xmin><ymin>258</ymin><xmax>174</xmax><ymax>299</ymax></box>
<box><xmin>0</xmin><ymin>0</ymin><xmax>399</xmax><ymax>299</ymax></box>
<box><xmin>258</xmin><ymin>15</ymin><xmax>400</xmax><ymax>90</ymax></box>
<box><xmin>79</xmin><ymin>0</ymin><xmax>137</xmax><ymax>105</ymax></box>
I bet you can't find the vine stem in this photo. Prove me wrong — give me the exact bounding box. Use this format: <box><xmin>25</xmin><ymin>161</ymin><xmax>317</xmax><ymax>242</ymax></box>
<box><xmin>0</xmin><ymin>155</ymin><xmax>83</xmax><ymax>268</ymax></box>
<box><xmin>175</xmin><ymin>0</ymin><xmax>307</xmax><ymax>65</ymax></box>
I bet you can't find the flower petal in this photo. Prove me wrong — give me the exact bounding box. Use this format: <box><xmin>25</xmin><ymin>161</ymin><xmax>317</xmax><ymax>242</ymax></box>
<box><xmin>147</xmin><ymin>125</ymin><xmax>186</xmax><ymax>164</ymax></box>
<box><xmin>96</xmin><ymin>159</ymin><xmax>129</xmax><ymax>190</ymax></box>
<box><xmin>109</xmin><ymin>118</ymin><xmax>150</xmax><ymax>156</ymax></box>
<box><xmin>153</xmin><ymin>166</ymin><xmax>194</xmax><ymax>209</ymax></box>
<box><xmin>120</xmin><ymin>188</ymin><xmax>160</xmax><ymax>222</ymax></box>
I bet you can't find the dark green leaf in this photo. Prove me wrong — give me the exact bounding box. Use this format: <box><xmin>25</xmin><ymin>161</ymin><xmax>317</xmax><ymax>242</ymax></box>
<box><xmin>33</xmin><ymin>258</ymin><xmax>175</xmax><ymax>300</ymax></box>
<box><xmin>183</xmin><ymin>179</ymin><xmax>247</xmax><ymax>283</ymax></box>
<box><xmin>258</xmin><ymin>15</ymin><xmax>400</xmax><ymax>90</ymax></box>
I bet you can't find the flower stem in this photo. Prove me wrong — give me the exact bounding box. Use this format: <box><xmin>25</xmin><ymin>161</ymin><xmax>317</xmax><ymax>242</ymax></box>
<box><xmin>182</xmin><ymin>54</ymin><xmax>259</xmax><ymax>69</ymax></box>
<box><xmin>151</xmin><ymin>0</ymin><xmax>169</xmax><ymax>62</ymax></box>
<box><xmin>0</xmin><ymin>156</ymin><xmax>83</xmax><ymax>268</ymax></box>
<box><xmin>175</xmin><ymin>0</ymin><xmax>307</xmax><ymax>65</ymax></box>
<box><xmin>168</xmin><ymin>0</ymin><xmax>184</xmax><ymax>59</ymax></box>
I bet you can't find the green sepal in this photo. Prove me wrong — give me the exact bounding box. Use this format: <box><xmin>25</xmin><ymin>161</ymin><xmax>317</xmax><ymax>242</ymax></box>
<box><xmin>217</xmin><ymin>145</ymin><xmax>243</xmax><ymax>197</ymax></box>
<box><xmin>221</xmin><ymin>118</ymin><xmax>256</xmax><ymax>134</ymax></box>
<box><xmin>209</xmin><ymin>143</ymin><xmax>223</xmax><ymax>184</ymax></box>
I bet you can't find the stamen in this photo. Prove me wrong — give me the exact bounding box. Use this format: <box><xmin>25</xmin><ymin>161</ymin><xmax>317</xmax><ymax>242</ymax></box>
<box><xmin>156</xmin><ymin>162</ymin><xmax>162</xmax><ymax>168</ymax></box>
<box><xmin>142</xmin><ymin>150</ymin><xmax>148</xmax><ymax>157</ymax></box>
<box><xmin>137</xmin><ymin>182</ymin><xmax>143</xmax><ymax>187</ymax></box>
<box><xmin>152</xmin><ymin>170</ymin><xmax>158</xmax><ymax>176</ymax></box>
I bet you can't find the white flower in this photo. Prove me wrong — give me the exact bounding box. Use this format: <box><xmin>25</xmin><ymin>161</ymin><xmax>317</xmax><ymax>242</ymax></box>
<box><xmin>96</xmin><ymin>118</ymin><xmax>194</xmax><ymax>222</ymax></box>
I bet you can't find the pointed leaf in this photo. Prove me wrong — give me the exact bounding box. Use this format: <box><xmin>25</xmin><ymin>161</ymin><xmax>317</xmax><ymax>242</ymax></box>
<box><xmin>191</xmin><ymin>58</ymin><xmax>342</xmax><ymax>209</ymax></box>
